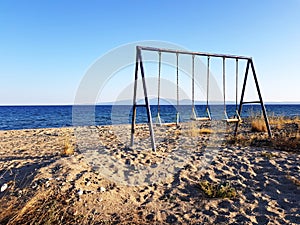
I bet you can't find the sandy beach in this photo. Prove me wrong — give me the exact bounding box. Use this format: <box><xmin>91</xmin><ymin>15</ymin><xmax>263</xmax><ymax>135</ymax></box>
<box><xmin>0</xmin><ymin>120</ymin><xmax>299</xmax><ymax>224</ymax></box>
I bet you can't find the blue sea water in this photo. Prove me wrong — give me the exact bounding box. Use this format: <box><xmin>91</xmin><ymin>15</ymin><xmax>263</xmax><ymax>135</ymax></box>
<box><xmin>0</xmin><ymin>104</ymin><xmax>299</xmax><ymax>130</ymax></box>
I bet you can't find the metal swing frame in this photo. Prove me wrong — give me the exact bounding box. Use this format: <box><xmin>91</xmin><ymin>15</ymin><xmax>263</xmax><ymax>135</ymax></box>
<box><xmin>130</xmin><ymin>46</ymin><xmax>272</xmax><ymax>151</ymax></box>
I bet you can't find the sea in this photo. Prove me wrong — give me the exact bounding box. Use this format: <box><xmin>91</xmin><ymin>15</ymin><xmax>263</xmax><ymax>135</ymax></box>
<box><xmin>0</xmin><ymin>104</ymin><xmax>299</xmax><ymax>131</ymax></box>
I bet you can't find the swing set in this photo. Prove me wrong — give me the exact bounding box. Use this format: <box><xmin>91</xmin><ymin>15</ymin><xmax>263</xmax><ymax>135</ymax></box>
<box><xmin>130</xmin><ymin>46</ymin><xmax>272</xmax><ymax>151</ymax></box>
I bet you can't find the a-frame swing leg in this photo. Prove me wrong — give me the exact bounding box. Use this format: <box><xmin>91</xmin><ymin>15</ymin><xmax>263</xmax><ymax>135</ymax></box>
<box><xmin>250</xmin><ymin>60</ymin><xmax>272</xmax><ymax>137</ymax></box>
<box><xmin>234</xmin><ymin>60</ymin><xmax>250</xmax><ymax>136</ymax></box>
<box><xmin>130</xmin><ymin>47</ymin><xmax>156</xmax><ymax>151</ymax></box>
<box><xmin>130</xmin><ymin>49</ymin><xmax>139</xmax><ymax>148</ymax></box>
<box><xmin>234</xmin><ymin>59</ymin><xmax>272</xmax><ymax>138</ymax></box>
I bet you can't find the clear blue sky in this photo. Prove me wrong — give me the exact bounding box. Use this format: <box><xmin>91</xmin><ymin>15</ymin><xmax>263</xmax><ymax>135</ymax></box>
<box><xmin>0</xmin><ymin>0</ymin><xmax>299</xmax><ymax>105</ymax></box>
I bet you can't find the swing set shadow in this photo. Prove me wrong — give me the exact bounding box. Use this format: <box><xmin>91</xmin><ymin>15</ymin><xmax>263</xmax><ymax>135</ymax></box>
<box><xmin>130</xmin><ymin>46</ymin><xmax>272</xmax><ymax>151</ymax></box>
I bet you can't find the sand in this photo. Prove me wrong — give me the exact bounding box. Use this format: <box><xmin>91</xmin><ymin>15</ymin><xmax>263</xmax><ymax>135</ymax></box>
<box><xmin>0</xmin><ymin>122</ymin><xmax>299</xmax><ymax>224</ymax></box>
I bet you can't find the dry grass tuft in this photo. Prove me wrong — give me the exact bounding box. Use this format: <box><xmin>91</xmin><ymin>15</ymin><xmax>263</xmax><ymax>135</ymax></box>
<box><xmin>199</xmin><ymin>128</ymin><xmax>214</xmax><ymax>134</ymax></box>
<box><xmin>1</xmin><ymin>184</ymin><xmax>143</xmax><ymax>225</ymax></box>
<box><xmin>3</xmin><ymin>187</ymin><xmax>79</xmax><ymax>225</ymax></box>
<box><xmin>251</xmin><ymin>117</ymin><xmax>267</xmax><ymax>132</ymax></box>
<box><xmin>61</xmin><ymin>137</ymin><xmax>75</xmax><ymax>156</ymax></box>
<box><xmin>269</xmin><ymin>116</ymin><xmax>298</xmax><ymax>129</ymax></box>
<box><xmin>199</xmin><ymin>180</ymin><xmax>237</xmax><ymax>199</ymax></box>
<box><xmin>228</xmin><ymin>116</ymin><xmax>300</xmax><ymax>153</ymax></box>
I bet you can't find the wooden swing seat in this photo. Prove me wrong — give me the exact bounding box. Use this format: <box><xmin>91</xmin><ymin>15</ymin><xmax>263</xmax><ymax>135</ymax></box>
<box><xmin>223</xmin><ymin>118</ymin><xmax>241</xmax><ymax>123</ymax></box>
<box><xmin>191</xmin><ymin>117</ymin><xmax>211</xmax><ymax>121</ymax></box>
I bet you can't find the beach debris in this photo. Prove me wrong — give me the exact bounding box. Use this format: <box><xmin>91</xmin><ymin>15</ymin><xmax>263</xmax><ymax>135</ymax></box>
<box><xmin>98</xmin><ymin>187</ymin><xmax>106</xmax><ymax>192</ymax></box>
<box><xmin>45</xmin><ymin>180</ymin><xmax>51</xmax><ymax>187</ymax></box>
<box><xmin>0</xmin><ymin>183</ymin><xmax>8</xmax><ymax>192</ymax></box>
<box><xmin>77</xmin><ymin>189</ymin><xmax>83</xmax><ymax>196</ymax></box>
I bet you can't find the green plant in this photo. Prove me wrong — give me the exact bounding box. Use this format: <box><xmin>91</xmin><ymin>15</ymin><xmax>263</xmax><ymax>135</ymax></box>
<box><xmin>199</xmin><ymin>180</ymin><xmax>237</xmax><ymax>199</ymax></box>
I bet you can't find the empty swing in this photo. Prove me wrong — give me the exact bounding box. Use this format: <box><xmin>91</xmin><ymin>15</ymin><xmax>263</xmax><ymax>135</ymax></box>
<box><xmin>175</xmin><ymin>53</ymin><xmax>180</xmax><ymax>125</ymax></box>
<box><xmin>155</xmin><ymin>52</ymin><xmax>179</xmax><ymax>126</ymax></box>
<box><xmin>155</xmin><ymin>51</ymin><xmax>162</xmax><ymax>125</ymax></box>
<box><xmin>190</xmin><ymin>55</ymin><xmax>211</xmax><ymax>121</ymax></box>
<box><xmin>222</xmin><ymin>58</ymin><xmax>242</xmax><ymax>123</ymax></box>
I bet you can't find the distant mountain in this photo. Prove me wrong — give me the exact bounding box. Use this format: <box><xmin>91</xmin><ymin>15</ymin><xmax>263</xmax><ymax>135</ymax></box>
<box><xmin>98</xmin><ymin>98</ymin><xmax>190</xmax><ymax>105</ymax></box>
<box><xmin>97</xmin><ymin>98</ymin><xmax>237</xmax><ymax>105</ymax></box>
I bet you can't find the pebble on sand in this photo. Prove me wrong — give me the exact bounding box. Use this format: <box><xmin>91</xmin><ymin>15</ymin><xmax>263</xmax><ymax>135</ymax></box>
<box><xmin>1</xmin><ymin>183</ymin><xmax>8</xmax><ymax>192</ymax></box>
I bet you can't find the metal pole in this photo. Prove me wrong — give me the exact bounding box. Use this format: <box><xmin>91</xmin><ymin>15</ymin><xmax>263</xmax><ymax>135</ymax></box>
<box><xmin>137</xmin><ymin>46</ymin><xmax>251</xmax><ymax>60</ymax></box>
<box><xmin>207</xmin><ymin>56</ymin><xmax>210</xmax><ymax>110</ymax></box>
<box><xmin>138</xmin><ymin>49</ymin><xmax>156</xmax><ymax>151</ymax></box>
<box><xmin>176</xmin><ymin>53</ymin><xmax>180</xmax><ymax>125</ymax></box>
<box><xmin>223</xmin><ymin>57</ymin><xmax>227</xmax><ymax>119</ymax></box>
<box><xmin>130</xmin><ymin>48</ymin><xmax>139</xmax><ymax>147</ymax></box>
<box><xmin>236</xmin><ymin>58</ymin><xmax>238</xmax><ymax>111</ymax></box>
<box><xmin>192</xmin><ymin>55</ymin><xmax>195</xmax><ymax>109</ymax></box>
<box><xmin>234</xmin><ymin>60</ymin><xmax>250</xmax><ymax>136</ymax></box>
<box><xmin>250</xmin><ymin>60</ymin><xmax>272</xmax><ymax>138</ymax></box>
<box><xmin>157</xmin><ymin>52</ymin><xmax>161</xmax><ymax>114</ymax></box>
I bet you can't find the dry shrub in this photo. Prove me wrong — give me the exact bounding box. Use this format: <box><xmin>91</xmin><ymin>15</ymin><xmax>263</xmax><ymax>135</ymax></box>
<box><xmin>251</xmin><ymin>117</ymin><xmax>267</xmax><ymax>132</ymax></box>
<box><xmin>199</xmin><ymin>128</ymin><xmax>214</xmax><ymax>134</ymax></box>
<box><xmin>269</xmin><ymin>116</ymin><xmax>293</xmax><ymax>129</ymax></box>
<box><xmin>1</xmin><ymin>185</ymin><xmax>140</xmax><ymax>225</ymax></box>
<box><xmin>61</xmin><ymin>137</ymin><xmax>74</xmax><ymax>156</ymax></box>
<box><xmin>0</xmin><ymin>195</ymin><xmax>20</xmax><ymax>224</ymax></box>
<box><xmin>228</xmin><ymin>114</ymin><xmax>299</xmax><ymax>152</ymax></box>
<box><xmin>4</xmin><ymin>187</ymin><xmax>80</xmax><ymax>225</ymax></box>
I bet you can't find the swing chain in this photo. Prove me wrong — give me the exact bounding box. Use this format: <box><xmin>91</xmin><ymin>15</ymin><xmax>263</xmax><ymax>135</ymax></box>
<box><xmin>157</xmin><ymin>51</ymin><xmax>161</xmax><ymax>113</ymax></box>
<box><xmin>207</xmin><ymin>56</ymin><xmax>210</xmax><ymax>110</ymax></box>
<box><xmin>176</xmin><ymin>52</ymin><xmax>179</xmax><ymax>109</ymax></box>
<box><xmin>192</xmin><ymin>55</ymin><xmax>195</xmax><ymax>109</ymax></box>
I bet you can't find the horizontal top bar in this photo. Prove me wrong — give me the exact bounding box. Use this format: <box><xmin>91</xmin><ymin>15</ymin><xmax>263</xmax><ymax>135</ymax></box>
<box><xmin>137</xmin><ymin>46</ymin><xmax>252</xmax><ymax>60</ymax></box>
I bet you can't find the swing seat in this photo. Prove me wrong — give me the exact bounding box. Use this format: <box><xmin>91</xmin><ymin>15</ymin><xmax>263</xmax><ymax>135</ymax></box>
<box><xmin>224</xmin><ymin>118</ymin><xmax>241</xmax><ymax>123</ymax></box>
<box><xmin>223</xmin><ymin>110</ymin><xmax>242</xmax><ymax>123</ymax></box>
<box><xmin>191</xmin><ymin>117</ymin><xmax>210</xmax><ymax>121</ymax></box>
<box><xmin>155</xmin><ymin>112</ymin><xmax>180</xmax><ymax>127</ymax></box>
<box><xmin>190</xmin><ymin>107</ymin><xmax>211</xmax><ymax>121</ymax></box>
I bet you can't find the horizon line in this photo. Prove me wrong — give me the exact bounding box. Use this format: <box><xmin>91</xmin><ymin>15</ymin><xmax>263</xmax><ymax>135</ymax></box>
<box><xmin>1</xmin><ymin>101</ymin><xmax>300</xmax><ymax>106</ymax></box>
